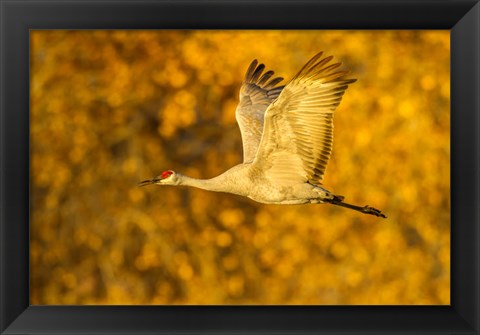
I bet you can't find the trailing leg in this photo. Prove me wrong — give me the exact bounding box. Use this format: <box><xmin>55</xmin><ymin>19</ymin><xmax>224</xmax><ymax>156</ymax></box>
<box><xmin>326</xmin><ymin>196</ymin><xmax>386</xmax><ymax>218</ymax></box>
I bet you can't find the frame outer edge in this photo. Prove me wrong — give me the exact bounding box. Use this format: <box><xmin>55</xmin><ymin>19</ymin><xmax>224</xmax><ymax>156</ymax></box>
<box><xmin>1</xmin><ymin>0</ymin><xmax>480</xmax><ymax>334</ymax></box>
<box><xmin>473</xmin><ymin>4</ymin><xmax>479</xmax><ymax>331</ymax></box>
<box><xmin>451</xmin><ymin>2</ymin><xmax>480</xmax><ymax>333</ymax></box>
<box><xmin>1</xmin><ymin>0</ymin><xmax>6</xmax><ymax>332</ymax></box>
<box><xmin>474</xmin><ymin>5</ymin><xmax>480</xmax><ymax>333</ymax></box>
<box><xmin>1</xmin><ymin>1</ymin><xmax>31</xmax><ymax>333</ymax></box>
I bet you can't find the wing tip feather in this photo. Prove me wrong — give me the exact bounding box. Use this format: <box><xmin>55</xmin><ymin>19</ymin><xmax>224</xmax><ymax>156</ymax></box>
<box><xmin>291</xmin><ymin>52</ymin><xmax>357</xmax><ymax>85</ymax></box>
<box><xmin>243</xmin><ymin>59</ymin><xmax>284</xmax><ymax>90</ymax></box>
<box><xmin>244</xmin><ymin>59</ymin><xmax>258</xmax><ymax>82</ymax></box>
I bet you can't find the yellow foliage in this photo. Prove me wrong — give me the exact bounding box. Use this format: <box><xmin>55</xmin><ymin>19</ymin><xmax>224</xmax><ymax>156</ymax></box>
<box><xmin>30</xmin><ymin>30</ymin><xmax>450</xmax><ymax>305</ymax></box>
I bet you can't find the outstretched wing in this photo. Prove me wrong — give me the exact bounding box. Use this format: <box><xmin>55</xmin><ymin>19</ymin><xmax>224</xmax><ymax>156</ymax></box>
<box><xmin>251</xmin><ymin>52</ymin><xmax>356</xmax><ymax>186</ymax></box>
<box><xmin>235</xmin><ymin>60</ymin><xmax>284</xmax><ymax>163</ymax></box>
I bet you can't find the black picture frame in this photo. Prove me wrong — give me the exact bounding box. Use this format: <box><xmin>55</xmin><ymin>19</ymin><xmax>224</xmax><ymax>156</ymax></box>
<box><xmin>1</xmin><ymin>0</ymin><xmax>479</xmax><ymax>334</ymax></box>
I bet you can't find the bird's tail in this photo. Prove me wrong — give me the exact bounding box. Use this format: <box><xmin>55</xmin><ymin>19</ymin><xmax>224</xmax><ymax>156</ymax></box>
<box><xmin>325</xmin><ymin>195</ymin><xmax>387</xmax><ymax>218</ymax></box>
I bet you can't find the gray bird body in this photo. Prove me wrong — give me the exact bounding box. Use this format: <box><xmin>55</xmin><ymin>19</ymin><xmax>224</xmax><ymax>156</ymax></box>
<box><xmin>173</xmin><ymin>164</ymin><xmax>333</xmax><ymax>205</ymax></box>
<box><xmin>140</xmin><ymin>52</ymin><xmax>386</xmax><ymax>218</ymax></box>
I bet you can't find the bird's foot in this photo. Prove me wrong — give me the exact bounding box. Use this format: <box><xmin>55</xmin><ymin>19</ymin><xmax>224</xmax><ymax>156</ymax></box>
<box><xmin>362</xmin><ymin>205</ymin><xmax>387</xmax><ymax>218</ymax></box>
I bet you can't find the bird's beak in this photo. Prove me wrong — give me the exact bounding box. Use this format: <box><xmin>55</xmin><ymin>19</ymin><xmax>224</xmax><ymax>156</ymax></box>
<box><xmin>138</xmin><ymin>177</ymin><xmax>161</xmax><ymax>187</ymax></box>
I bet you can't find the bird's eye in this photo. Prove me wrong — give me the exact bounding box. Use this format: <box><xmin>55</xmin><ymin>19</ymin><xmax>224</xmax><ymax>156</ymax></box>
<box><xmin>161</xmin><ymin>170</ymin><xmax>173</xmax><ymax>179</ymax></box>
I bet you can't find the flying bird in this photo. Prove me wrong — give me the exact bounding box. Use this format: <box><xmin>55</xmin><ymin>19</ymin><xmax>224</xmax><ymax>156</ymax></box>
<box><xmin>140</xmin><ymin>52</ymin><xmax>386</xmax><ymax>218</ymax></box>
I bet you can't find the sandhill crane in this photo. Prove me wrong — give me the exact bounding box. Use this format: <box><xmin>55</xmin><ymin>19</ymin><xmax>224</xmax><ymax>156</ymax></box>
<box><xmin>140</xmin><ymin>52</ymin><xmax>386</xmax><ymax>218</ymax></box>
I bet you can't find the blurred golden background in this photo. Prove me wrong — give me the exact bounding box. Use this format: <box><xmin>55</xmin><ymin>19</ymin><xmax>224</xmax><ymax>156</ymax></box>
<box><xmin>30</xmin><ymin>30</ymin><xmax>450</xmax><ymax>305</ymax></box>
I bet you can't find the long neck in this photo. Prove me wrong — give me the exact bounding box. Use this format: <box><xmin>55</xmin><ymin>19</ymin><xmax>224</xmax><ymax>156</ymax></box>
<box><xmin>177</xmin><ymin>174</ymin><xmax>230</xmax><ymax>193</ymax></box>
<box><xmin>176</xmin><ymin>166</ymin><xmax>248</xmax><ymax>196</ymax></box>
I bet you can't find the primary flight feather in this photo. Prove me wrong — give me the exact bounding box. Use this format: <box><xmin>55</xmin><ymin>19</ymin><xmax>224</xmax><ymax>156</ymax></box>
<box><xmin>140</xmin><ymin>52</ymin><xmax>386</xmax><ymax>218</ymax></box>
